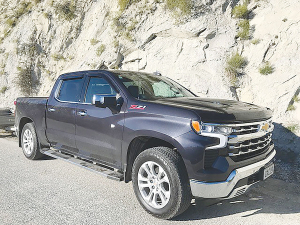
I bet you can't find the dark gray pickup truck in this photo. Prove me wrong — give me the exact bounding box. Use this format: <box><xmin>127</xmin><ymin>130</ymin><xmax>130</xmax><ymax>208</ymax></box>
<box><xmin>15</xmin><ymin>70</ymin><xmax>276</xmax><ymax>219</ymax></box>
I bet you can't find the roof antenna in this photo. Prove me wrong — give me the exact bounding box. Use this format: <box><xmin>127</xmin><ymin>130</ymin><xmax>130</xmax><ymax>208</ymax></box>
<box><xmin>153</xmin><ymin>71</ymin><xmax>161</xmax><ymax>76</ymax></box>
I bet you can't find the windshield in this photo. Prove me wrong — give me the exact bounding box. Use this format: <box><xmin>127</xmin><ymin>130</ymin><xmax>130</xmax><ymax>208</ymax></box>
<box><xmin>113</xmin><ymin>72</ymin><xmax>195</xmax><ymax>100</ymax></box>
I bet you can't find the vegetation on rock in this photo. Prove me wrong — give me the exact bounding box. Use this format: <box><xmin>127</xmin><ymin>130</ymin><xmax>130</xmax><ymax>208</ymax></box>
<box><xmin>232</xmin><ymin>4</ymin><xmax>248</xmax><ymax>18</ymax></box>
<box><xmin>54</xmin><ymin>0</ymin><xmax>77</xmax><ymax>21</ymax></box>
<box><xmin>237</xmin><ymin>19</ymin><xmax>250</xmax><ymax>40</ymax></box>
<box><xmin>225</xmin><ymin>52</ymin><xmax>247</xmax><ymax>86</ymax></box>
<box><xmin>0</xmin><ymin>86</ymin><xmax>8</xmax><ymax>94</ymax></box>
<box><xmin>16</xmin><ymin>66</ymin><xmax>35</xmax><ymax>96</ymax></box>
<box><xmin>259</xmin><ymin>62</ymin><xmax>274</xmax><ymax>75</ymax></box>
<box><xmin>96</xmin><ymin>44</ymin><xmax>106</xmax><ymax>56</ymax></box>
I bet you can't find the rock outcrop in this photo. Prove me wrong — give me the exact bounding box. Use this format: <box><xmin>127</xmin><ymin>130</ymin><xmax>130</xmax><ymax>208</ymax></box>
<box><xmin>0</xmin><ymin>0</ymin><xmax>299</xmax><ymax>156</ymax></box>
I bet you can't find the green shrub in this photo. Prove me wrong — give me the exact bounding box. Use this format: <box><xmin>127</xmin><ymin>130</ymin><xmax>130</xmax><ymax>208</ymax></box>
<box><xmin>16</xmin><ymin>66</ymin><xmax>34</xmax><ymax>96</ymax></box>
<box><xmin>293</xmin><ymin>95</ymin><xmax>300</xmax><ymax>103</ymax></box>
<box><xmin>52</xmin><ymin>53</ymin><xmax>65</xmax><ymax>61</ymax></box>
<box><xmin>96</xmin><ymin>44</ymin><xmax>106</xmax><ymax>56</ymax></box>
<box><xmin>166</xmin><ymin>0</ymin><xmax>192</xmax><ymax>15</ymax></box>
<box><xmin>225</xmin><ymin>52</ymin><xmax>247</xmax><ymax>86</ymax></box>
<box><xmin>232</xmin><ymin>4</ymin><xmax>248</xmax><ymax>18</ymax></box>
<box><xmin>34</xmin><ymin>0</ymin><xmax>42</xmax><ymax>4</ymax></box>
<box><xmin>259</xmin><ymin>62</ymin><xmax>274</xmax><ymax>75</ymax></box>
<box><xmin>127</xmin><ymin>19</ymin><xmax>138</xmax><ymax>31</ymax></box>
<box><xmin>237</xmin><ymin>19</ymin><xmax>250</xmax><ymax>40</ymax></box>
<box><xmin>251</xmin><ymin>38</ymin><xmax>260</xmax><ymax>45</ymax></box>
<box><xmin>286</xmin><ymin>124</ymin><xmax>299</xmax><ymax>133</ymax></box>
<box><xmin>6</xmin><ymin>18</ymin><xmax>17</xmax><ymax>27</ymax></box>
<box><xmin>0</xmin><ymin>86</ymin><xmax>8</xmax><ymax>94</ymax></box>
<box><xmin>15</xmin><ymin>2</ymin><xmax>33</xmax><ymax>19</ymax></box>
<box><xmin>118</xmin><ymin>0</ymin><xmax>131</xmax><ymax>12</ymax></box>
<box><xmin>90</xmin><ymin>38</ymin><xmax>99</xmax><ymax>46</ymax></box>
<box><xmin>54</xmin><ymin>0</ymin><xmax>76</xmax><ymax>21</ymax></box>
<box><xmin>43</xmin><ymin>12</ymin><xmax>51</xmax><ymax>19</ymax></box>
<box><xmin>287</xmin><ymin>104</ymin><xmax>295</xmax><ymax>111</ymax></box>
<box><xmin>122</xmin><ymin>31</ymin><xmax>133</xmax><ymax>41</ymax></box>
<box><xmin>113</xmin><ymin>39</ymin><xmax>119</xmax><ymax>49</ymax></box>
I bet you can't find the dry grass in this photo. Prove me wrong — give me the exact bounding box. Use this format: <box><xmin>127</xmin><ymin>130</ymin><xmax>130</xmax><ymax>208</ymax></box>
<box><xmin>259</xmin><ymin>62</ymin><xmax>274</xmax><ymax>75</ymax></box>
<box><xmin>54</xmin><ymin>0</ymin><xmax>76</xmax><ymax>21</ymax></box>
<box><xmin>232</xmin><ymin>4</ymin><xmax>248</xmax><ymax>18</ymax></box>
<box><xmin>166</xmin><ymin>0</ymin><xmax>192</xmax><ymax>15</ymax></box>
<box><xmin>237</xmin><ymin>19</ymin><xmax>250</xmax><ymax>40</ymax></box>
<box><xmin>0</xmin><ymin>86</ymin><xmax>8</xmax><ymax>94</ymax></box>
<box><xmin>96</xmin><ymin>44</ymin><xmax>106</xmax><ymax>56</ymax></box>
<box><xmin>225</xmin><ymin>52</ymin><xmax>247</xmax><ymax>86</ymax></box>
<box><xmin>16</xmin><ymin>66</ymin><xmax>34</xmax><ymax>96</ymax></box>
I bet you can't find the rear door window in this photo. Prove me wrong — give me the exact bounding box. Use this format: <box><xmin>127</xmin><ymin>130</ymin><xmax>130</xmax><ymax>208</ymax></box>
<box><xmin>84</xmin><ymin>77</ymin><xmax>117</xmax><ymax>103</ymax></box>
<box><xmin>57</xmin><ymin>78</ymin><xmax>84</xmax><ymax>102</ymax></box>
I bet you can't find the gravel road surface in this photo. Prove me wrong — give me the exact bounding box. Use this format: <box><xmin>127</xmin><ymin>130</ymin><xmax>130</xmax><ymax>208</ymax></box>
<box><xmin>0</xmin><ymin>137</ymin><xmax>299</xmax><ymax>225</ymax></box>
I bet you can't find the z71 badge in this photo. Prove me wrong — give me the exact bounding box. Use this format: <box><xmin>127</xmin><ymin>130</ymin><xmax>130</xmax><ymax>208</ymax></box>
<box><xmin>129</xmin><ymin>105</ymin><xmax>146</xmax><ymax>110</ymax></box>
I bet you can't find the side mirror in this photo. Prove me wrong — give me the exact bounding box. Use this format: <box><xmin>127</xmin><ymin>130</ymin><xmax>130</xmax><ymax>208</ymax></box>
<box><xmin>92</xmin><ymin>94</ymin><xmax>117</xmax><ymax>108</ymax></box>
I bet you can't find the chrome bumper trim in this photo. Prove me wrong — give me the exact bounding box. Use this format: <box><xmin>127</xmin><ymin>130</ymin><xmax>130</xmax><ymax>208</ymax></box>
<box><xmin>190</xmin><ymin>150</ymin><xmax>276</xmax><ymax>199</ymax></box>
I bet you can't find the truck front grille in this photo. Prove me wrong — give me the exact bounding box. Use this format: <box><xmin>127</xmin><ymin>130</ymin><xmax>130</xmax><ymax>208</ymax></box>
<box><xmin>231</xmin><ymin>124</ymin><xmax>260</xmax><ymax>135</ymax></box>
<box><xmin>228</xmin><ymin>120</ymin><xmax>273</xmax><ymax>162</ymax></box>
<box><xmin>203</xmin><ymin>120</ymin><xmax>274</xmax><ymax>167</ymax></box>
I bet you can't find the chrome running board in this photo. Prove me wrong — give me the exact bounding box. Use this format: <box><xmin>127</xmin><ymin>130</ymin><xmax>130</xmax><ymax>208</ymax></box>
<box><xmin>42</xmin><ymin>149</ymin><xmax>124</xmax><ymax>181</ymax></box>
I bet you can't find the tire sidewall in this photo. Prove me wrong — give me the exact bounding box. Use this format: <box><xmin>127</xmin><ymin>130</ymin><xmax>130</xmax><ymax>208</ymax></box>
<box><xmin>132</xmin><ymin>151</ymin><xmax>181</xmax><ymax>217</ymax></box>
<box><xmin>21</xmin><ymin>123</ymin><xmax>38</xmax><ymax>159</ymax></box>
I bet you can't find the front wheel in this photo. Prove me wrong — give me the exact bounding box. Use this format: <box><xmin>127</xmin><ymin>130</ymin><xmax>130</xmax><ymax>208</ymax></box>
<box><xmin>132</xmin><ymin>147</ymin><xmax>191</xmax><ymax>219</ymax></box>
<box><xmin>21</xmin><ymin>123</ymin><xmax>43</xmax><ymax>160</ymax></box>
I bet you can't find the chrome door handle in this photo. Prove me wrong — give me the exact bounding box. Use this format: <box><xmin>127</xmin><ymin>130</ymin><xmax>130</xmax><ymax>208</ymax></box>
<box><xmin>48</xmin><ymin>108</ymin><xmax>56</xmax><ymax>112</ymax></box>
<box><xmin>78</xmin><ymin>111</ymin><xmax>87</xmax><ymax>116</ymax></box>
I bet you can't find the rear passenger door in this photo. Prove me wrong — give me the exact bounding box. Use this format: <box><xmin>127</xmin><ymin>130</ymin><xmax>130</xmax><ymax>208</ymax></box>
<box><xmin>46</xmin><ymin>76</ymin><xmax>85</xmax><ymax>154</ymax></box>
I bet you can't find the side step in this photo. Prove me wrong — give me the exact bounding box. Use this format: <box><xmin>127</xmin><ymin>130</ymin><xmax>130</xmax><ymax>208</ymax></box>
<box><xmin>42</xmin><ymin>149</ymin><xmax>124</xmax><ymax>181</ymax></box>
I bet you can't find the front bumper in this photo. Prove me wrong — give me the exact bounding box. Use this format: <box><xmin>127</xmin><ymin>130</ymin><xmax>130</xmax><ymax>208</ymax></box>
<box><xmin>190</xmin><ymin>150</ymin><xmax>276</xmax><ymax>199</ymax></box>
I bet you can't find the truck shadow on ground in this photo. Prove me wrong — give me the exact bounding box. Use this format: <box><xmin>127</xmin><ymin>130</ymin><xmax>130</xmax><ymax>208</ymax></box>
<box><xmin>175</xmin><ymin>178</ymin><xmax>300</xmax><ymax>221</ymax></box>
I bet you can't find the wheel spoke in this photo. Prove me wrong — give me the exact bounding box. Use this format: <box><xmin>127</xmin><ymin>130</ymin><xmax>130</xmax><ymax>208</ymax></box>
<box><xmin>144</xmin><ymin>189</ymin><xmax>154</xmax><ymax>202</ymax></box>
<box><xmin>139</xmin><ymin>182</ymin><xmax>152</xmax><ymax>188</ymax></box>
<box><xmin>160</xmin><ymin>186</ymin><xmax>170</xmax><ymax>199</ymax></box>
<box><xmin>158</xmin><ymin>176</ymin><xmax>169</xmax><ymax>184</ymax></box>
<box><xmin>159</xmin><ymin>191</ymin><xmax>167</xmax><ymax>205</ymax></box>
<box><xmin>151</xmin><ymin>193</ymin><xmax>159</xmax><ymax>207</ymax></box>
<box><xmin>138</xmin><ymin>174</ymin><xmax>149</xmax><ymax>182</ymax></box>
<box><xmin>148</xmin><ymin>162</ymin><xmax>157</xmax><ymax>177</ymax></box>
<box><xmin>141</xmin><ymin>164</ymin><xmax>152</xmax><ymax>177</ymax></box>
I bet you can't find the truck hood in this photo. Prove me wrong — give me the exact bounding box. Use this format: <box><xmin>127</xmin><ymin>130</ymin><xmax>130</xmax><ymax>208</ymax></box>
<box><xmin>148</xmin><ymin>97</ymin><xmax>272</xmax><ymax>123</ymax></box>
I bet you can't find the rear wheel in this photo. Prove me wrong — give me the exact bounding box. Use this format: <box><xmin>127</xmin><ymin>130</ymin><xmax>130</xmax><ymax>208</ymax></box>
<box><xmin>21</xmin><ymin>123</ymin><xmax>43</xmax><ymax>160</ymax></box>
<box><xmin>132</xmin><ymin>147</ymin><xmax>191</xmax><ymax>219</ymax></box>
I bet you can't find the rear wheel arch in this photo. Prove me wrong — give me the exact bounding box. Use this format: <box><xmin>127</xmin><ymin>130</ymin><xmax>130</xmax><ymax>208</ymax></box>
<box><xmin>124</xmin><ymin>136</ymin><xmax>185</xmax><ymax>183</ymax></box>
<box><xmin>18</xmin><ymin>117</ymin><xmax>34</xmax><ymax>147</ymax></box>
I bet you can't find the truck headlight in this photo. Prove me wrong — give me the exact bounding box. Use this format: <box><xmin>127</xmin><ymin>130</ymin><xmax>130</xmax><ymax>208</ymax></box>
<box><xmin>192</xmin><ymin>121</ymin><xmax>232</xmax><ymax>136</ymax></box>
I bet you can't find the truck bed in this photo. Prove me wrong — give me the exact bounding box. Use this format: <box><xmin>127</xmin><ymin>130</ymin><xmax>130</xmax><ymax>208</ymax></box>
<box><xmin>15</xmin><ymin>97</ymin><xmax>48</xmax><ymax>143</ymax></box>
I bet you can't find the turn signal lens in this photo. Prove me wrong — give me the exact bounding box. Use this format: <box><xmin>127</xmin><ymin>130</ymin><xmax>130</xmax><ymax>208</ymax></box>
<box><xmin>191</xmin><ymin>121</ymin><xmax>201</xmax><ymax>133</ymax></box>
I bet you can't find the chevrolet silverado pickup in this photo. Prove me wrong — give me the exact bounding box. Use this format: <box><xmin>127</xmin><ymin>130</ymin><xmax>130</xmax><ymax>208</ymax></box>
<box><xmin>15</xmin><ymin>70</ymin><xmax>276</xmax><ymax>219</ymax></box>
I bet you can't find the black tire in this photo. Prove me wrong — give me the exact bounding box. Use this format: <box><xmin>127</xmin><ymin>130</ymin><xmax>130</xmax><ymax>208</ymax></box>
<box><xmin>132</xmin><ymin>147</ymin><xmax>191</xmax><ymax>219</ymax></box>
<box><xmin>21</xmin><ymin>123</ymin><xmax>43</xmax><ymax>160</ymax></box>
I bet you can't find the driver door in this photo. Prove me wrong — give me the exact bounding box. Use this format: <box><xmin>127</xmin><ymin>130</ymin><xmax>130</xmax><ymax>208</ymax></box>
<box><xmin>75</xmin><ymin>75</ymin><xmax>125</xmax><ymax>168</ymax></box>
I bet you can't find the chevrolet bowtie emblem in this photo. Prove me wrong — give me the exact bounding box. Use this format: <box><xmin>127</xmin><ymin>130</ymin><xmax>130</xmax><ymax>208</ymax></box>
<box><xmin>261</xmin><ymin>123</ymin><xmax>269</xmax><ymax>132</ymax></box>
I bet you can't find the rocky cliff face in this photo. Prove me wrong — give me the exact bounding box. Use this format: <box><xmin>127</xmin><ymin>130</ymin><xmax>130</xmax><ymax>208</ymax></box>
<box><xmin>0</xmin><ymin>0</ymin><xmax>299</xmax><ymax>156</ymax></box>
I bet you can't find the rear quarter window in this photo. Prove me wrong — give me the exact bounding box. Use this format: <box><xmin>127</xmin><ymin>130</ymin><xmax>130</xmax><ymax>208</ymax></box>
<box><xmin>57</xmin><ymin>78</ymin><xmax>84</xmax><ymax>102</ymax></box>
